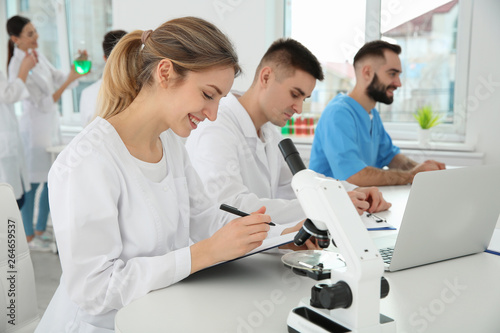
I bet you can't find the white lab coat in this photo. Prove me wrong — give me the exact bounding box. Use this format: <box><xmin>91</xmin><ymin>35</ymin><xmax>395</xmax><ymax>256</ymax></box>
<box><xmin>185</xmin><ymin>93</ymin><xmax>357</xmax><ymax>226</ymax></box>
<box><xmin>8</xmin><ymin>48</ymin><xmax>76</xmax><ymax>183</ymax></box>
<box><xmin>36</xmin><ymin>117</ymin><xmax>249</xmax><ymax>332</ymax></box>
<box><xmin>0</xmin><ymin>71</ymin><xmax>30</xmax><ymax>199</ymax></box>
<box><xmin>186</xmin><ymin>92</ymin><xmax>306</xmax><ymax>225</ymax></box>
<box><xmin>79</xmin><ymin>78</ymin><xmax>102</xmax><ymax>127</ymax></box>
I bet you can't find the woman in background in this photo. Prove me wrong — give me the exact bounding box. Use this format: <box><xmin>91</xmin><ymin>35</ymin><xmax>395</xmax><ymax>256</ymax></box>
<box><xmin>0</xmin><ymin>47</ymin><xmax>37</xmax><ymax>208</ymax></box>
<box><xmin>7</xmin><ymin>15</ymin><xmax>85</xmax><ymax>251</ymax></box>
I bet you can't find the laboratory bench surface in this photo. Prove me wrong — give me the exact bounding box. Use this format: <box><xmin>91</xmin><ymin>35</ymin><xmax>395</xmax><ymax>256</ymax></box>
<box><xmin>115</xmin><ymin>250</ymin><xmax>500</xmax><ymax>333</ymax></box>
<box><xmin>115</xmin><ymin>184</ymin><xmax>500</xmax><ymax>333</ymax></box>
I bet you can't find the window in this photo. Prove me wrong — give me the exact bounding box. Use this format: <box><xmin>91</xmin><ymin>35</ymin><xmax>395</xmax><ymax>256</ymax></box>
<box><xmin>66</xmin><ymin>0</ymin><xmax>113</xmax><ymax>124</ymax></box>
<box><xmin>284</xmin><ymin>0</ymin><xmax>365</xmax><ymax>115</ymax></box>
<box><xmin>5</xmin><ymin>0</ymin><xmax>61</xmax><ymax>117</ymax></box>
<box><xmin>4</xmin><ymin>0</ymin><xmax>112</xmax><ymax>127</ymax></box>
<box><xmin>284</xmin><ymin>0</ymin><xmax>472</xmax><ymax>143</ymax></box>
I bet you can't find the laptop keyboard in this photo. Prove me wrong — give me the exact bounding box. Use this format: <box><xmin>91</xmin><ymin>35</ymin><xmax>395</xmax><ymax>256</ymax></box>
<box><xmin>379</xmin><ymin>247</ymin><xmax>394</xmax><ymax>264</ymax></box>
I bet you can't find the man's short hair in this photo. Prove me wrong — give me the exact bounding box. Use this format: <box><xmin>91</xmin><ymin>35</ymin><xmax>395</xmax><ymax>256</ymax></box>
<box><xmin>353</xmin><ymin>40</ymin><xmax>401</xmax><ymax>68</ymax></box>
<box><xmin>256</xmin><ymin>38</ymin><xmax>324</xmax><ymax>81</ymax></box>
<box><xmin>102</xmin><ymin>30</ymin><xmax>127</xmax><ymax>58</ymax></box>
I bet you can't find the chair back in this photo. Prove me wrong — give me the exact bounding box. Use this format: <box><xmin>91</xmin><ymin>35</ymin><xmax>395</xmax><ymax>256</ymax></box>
<box><xmin>0</xmin><ymin>183</ymin><xmax>40</xmax><ymax>332</ymax></box>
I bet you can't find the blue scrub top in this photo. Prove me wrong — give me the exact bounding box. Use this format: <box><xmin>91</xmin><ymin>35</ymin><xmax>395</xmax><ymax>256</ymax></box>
<box><xmin>309</xmin><ymin>94</ymin><xmax>400</xmax><ymax>180</ymax></box>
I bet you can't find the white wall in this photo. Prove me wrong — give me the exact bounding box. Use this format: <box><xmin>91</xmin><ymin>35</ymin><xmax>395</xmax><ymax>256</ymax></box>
<box><xmin>111</xmin><ymin>0</ymin><xmax>283</xmax><ymax>91</ymax></box>
<box><xmin>465</xmin><ymin>0</ymin><xmax>500</xmax><ymax>165</ymax></box>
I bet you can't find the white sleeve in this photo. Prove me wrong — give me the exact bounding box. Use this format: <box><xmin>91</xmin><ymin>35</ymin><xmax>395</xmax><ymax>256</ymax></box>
<box><xmin>43</xmin><ymin>53</ymin><xmax>78</xmax><ymax>97</ymax></box>
<box><xmin>7</xmin><ymin>55</ymin><xmax>20</xmax><ymax>83</ymax></box>
<box><xmin>182</xmin><ymin>145</ymin><xmax>288</xmax><ymax>242</ymax></box>
<box><xmin>48</xmin><ymin>150</ymin><xmax>191</xmax><ymax>315</ymax></box>
<box><xmin>186</xmin><ymin>124</ymin><xmax>305</xmax><ymax>228</ymax></box>
<box><xmin>47</xmin><ymin>57</ymin><xmax>79</xmax><ymax>90</ymax></box>
<box><xmin>0</xmin><ymin>74</ymin><xmax>28</xmax><ymax>104</ymax></box>
<box><xmin>341</xmin><ymin>180</ymin><xmax>357</xmax><ymax>192</ymax></box>
<box><xmin>9</xmin><ymin>55</ymin><xmax>53</xmax><ymax>112</ymax></box>
<box><xmin>9</xmin><ymin>54</ymin><xmax>77</xmax><ymax>112</ymax></box>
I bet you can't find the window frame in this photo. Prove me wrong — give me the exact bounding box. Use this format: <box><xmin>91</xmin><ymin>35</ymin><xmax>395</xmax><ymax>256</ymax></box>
<box><xmin>372</xmin><ymin>0</ymin><xmax>473</xmax><ymax>144</ymax></box>
<box><xmin>284</xmin><ymin>0</ymin><xmax>474</xmax><ymax>147</ymax></box>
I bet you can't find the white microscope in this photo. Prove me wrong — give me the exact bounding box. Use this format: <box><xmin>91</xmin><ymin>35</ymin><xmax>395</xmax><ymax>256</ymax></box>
<box><xmin>278</xmin><ymin>138</ymin><xmax>396</xmax><ymax>333</ymax></box>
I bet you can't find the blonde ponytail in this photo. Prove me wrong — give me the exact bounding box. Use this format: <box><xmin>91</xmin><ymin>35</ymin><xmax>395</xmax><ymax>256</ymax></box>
<box><xmin>98</xmin><ymin>31</ymin><xmax>142</xmax><ymax>119</ymax></box>
<box><xmin>98</xmin><ymin>17</ymin><xmax>241</xmax><ymax>120</ymax></box>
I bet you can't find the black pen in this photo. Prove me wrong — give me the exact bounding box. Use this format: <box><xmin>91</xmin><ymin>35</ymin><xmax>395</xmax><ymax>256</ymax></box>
<box><xmin>219</xmin><ymin>204</ymin><xmax>276</xmax><ymax>226</ymax></box>
<box><xmin>366</xmin><ymin>212</ymin><xmax>386</xmax><ymax>223</ymax></box>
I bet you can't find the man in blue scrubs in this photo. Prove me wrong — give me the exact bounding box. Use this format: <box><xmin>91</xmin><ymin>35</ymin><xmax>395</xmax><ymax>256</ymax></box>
<box><xmin>309</xmin><ymin>40</ymin><xmax>445</xmax><ymax>186</ymax></box>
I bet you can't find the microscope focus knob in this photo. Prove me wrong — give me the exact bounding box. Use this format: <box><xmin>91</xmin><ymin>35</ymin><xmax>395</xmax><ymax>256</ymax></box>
<box><xmin>294</xmin><ymin>219</ymin><xmax>330</xmax><ymax>248</ymax></box>
<box><xmin>311</xmin><ymin>281</ymin><xmax>353</xmax><ymax>310</ymax></box>
<box><xmin>294</xmin><ymin>227</ymin><xmax>312</xmax><ymax>247</ymax></box>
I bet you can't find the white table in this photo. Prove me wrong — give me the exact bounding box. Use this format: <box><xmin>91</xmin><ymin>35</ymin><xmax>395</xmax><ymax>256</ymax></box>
<box><xmin>115</xmin><ymin>185</ymin><xmax>500</xmax><ymax>332</ymax></box>
<box><xmin>115</xmin><ymin>251</ymin><xmax>500</xmax><ymax>333</ymax></box>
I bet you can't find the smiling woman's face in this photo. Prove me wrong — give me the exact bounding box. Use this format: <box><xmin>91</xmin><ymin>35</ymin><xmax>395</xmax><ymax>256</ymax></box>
<box><xmin>160</xmin><ymin>65</ymin><xmax>235</xmax><ymax>138</ymax></box>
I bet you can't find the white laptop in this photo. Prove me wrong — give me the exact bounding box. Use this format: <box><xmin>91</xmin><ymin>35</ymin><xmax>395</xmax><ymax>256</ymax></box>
<box><xmin>374</xmin><ymin>165</ymin><xmax>500</xmax><ymax>272</ymax></box>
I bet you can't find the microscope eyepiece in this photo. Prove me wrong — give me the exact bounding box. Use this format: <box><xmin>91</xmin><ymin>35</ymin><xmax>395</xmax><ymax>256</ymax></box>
<box><xmin>278</xmin><ymin>139</ymin><xmax>330</xmax><ymax>249</ymax></box>
<box><xmin>278</xmin><ymin>138</ymin><xmax>306</xmax><ymax>175</ymax></box>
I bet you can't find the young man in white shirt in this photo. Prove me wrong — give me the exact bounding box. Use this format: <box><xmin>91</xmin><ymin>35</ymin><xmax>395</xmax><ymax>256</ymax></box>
<box><xmin>185</xmin><ymin>38</ymin><xmax>391</xmax><ymax>227</ymax></box>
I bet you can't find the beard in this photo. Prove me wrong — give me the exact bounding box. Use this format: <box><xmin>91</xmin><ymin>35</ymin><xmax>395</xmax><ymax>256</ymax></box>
<box><xmin>366</xmin><ymin>73</ymin><xmax>396</xmax><ymax>105</ymax></box>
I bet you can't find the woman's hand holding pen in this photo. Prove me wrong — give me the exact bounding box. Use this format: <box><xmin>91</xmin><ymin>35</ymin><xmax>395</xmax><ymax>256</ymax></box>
<box><xmin>190</xmin><ymin>206</ymin><xmax>271</xmax><ymax>273</ymax></box>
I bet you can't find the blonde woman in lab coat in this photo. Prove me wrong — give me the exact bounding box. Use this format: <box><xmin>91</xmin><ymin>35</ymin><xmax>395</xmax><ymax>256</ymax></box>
<box><xmin>0</xmin><ymin>49</ymin><xmax>37</xmax><ymax>207</ymax></box>
<box><xmin>7</xmin><ymin>15</ymin><xmax>85</xmax><ymax>250</ymax></box>
<box><xmin>35</xmin><ymin>17</ymin><xmax>304</xmax><ymax>332</ymax></box>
